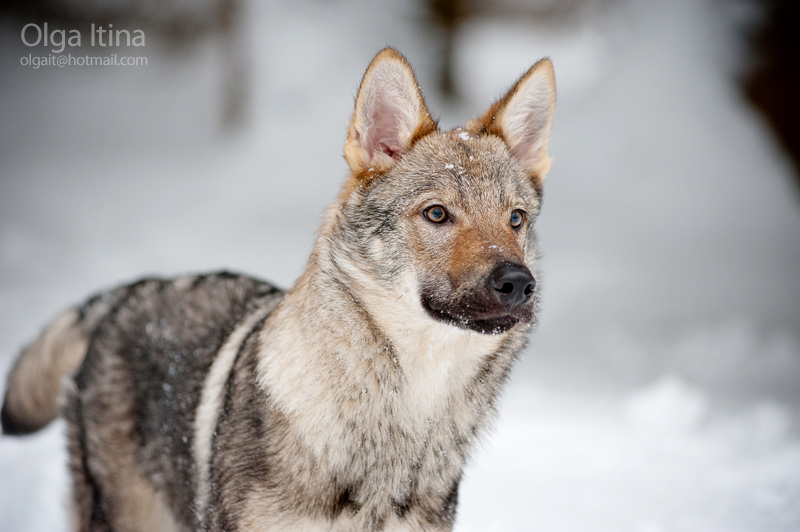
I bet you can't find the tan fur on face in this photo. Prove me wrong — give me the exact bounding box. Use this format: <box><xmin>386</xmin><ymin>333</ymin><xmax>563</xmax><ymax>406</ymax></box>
<box><xmin>445</xmin><ymin>224</ymin><xmax>525</xmax><ymax>286</ymax></box>
<box><xmin>398</xmin><ymin>130</ymin><xmax>538</xmax><ymax>293</ymax></box>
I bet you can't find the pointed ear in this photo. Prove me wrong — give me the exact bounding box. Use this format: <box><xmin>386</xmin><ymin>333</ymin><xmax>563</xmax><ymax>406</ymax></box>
<box><xmin>345</xmin><ymin>48</ymin><xmax>438</xmax><ymax>176</ymax></box>
<box><xmin>469</xmin><ymin>58</ymin><xmax>556</xmax><ymax>188</ymax></box>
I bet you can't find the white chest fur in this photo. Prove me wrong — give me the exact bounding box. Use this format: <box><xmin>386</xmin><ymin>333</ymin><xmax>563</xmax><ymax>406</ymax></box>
<box><xmin>254</xmin><ymin>269</ymin><xmax>503</xmax><ymax>487</ymax></box>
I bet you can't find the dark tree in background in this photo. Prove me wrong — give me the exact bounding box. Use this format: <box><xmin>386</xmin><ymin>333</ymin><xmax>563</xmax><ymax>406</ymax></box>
<box><xmin>744</xmin><ymin>0</ymin><xmax>800</xmax><ymax>195</ymax></box>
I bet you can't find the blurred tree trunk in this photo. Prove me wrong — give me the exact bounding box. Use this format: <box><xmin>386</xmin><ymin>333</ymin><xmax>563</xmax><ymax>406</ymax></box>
<box><xmin>423</xmin><ymin>0</ymin><xmax>611</xmax><ymax>101</ymax></box>
<box><xmin>427</xmin><ymin>0</ymin><xmax>466</xmax><ymax>99</ymax></box>
<box><xmin>744</xmin><ymin>0</ymin><xmax>800</xmax><ymax>196</ymax></box>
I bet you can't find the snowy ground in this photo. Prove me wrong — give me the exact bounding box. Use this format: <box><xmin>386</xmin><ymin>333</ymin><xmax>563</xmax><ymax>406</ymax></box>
<box><xmin>2</xmin><ymin>0</ymin><xmax>800</xmax><ymax>530</ymax></box>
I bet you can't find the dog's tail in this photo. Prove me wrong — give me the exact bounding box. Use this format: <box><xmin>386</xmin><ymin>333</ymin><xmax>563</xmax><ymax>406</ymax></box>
<box><xmin>1</xmin><ymin>308</ymin><xmax>90</xmax><ymax>435</ymax></box>
<box><xmin>1</xmin><ymin>288</ymin><xmax>124</xmax><ymax>436</ymax></box>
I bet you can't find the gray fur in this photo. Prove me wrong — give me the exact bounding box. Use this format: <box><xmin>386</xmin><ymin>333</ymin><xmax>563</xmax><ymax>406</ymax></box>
<box><xmin>1</xmin><ymin>48</ymin><xmax>555</xmax><ymax>532</ymax></box>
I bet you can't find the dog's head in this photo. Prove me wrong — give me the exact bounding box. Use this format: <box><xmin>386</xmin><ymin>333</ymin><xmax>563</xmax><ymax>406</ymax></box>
<box><xmin>326</xmin><ymin>48</ymin><xmax>555</xmax><ymax>336</ymax></box>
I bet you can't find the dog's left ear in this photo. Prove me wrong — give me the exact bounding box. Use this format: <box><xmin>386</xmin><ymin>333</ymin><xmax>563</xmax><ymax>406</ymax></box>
<box><xmin>345</xmin><ymin>48</ymin><xmax>438</xmax><ymax>176</ymax></box>
<box><xmin>470</xmin><ymin>58</ymin><xmax>556</xmax><ymax>188</ymax></box>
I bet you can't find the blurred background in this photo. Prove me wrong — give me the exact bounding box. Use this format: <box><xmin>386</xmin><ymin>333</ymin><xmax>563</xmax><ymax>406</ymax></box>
<box><xmin>1</xmin><ymin>0</ymin><xmax>799</xmax><ymax>530</ymax></box>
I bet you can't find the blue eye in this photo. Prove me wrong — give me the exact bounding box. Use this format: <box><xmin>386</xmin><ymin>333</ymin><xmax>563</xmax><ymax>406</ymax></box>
<box><xmin>424</xmin><ymin>205</ymin><xmax>448</xmax><ymax>223</ymax></box>
<box><xmin>510</xmin><ymin>209</ymin><xmax>525</xmax><ymax>228</ymax></box>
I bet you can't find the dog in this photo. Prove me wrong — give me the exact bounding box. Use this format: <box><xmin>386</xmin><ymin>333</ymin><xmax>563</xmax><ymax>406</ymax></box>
<box><xmin>1</xmin><ymin>48</ymin><xmax>556</xmax><ymax>531</ymax></box>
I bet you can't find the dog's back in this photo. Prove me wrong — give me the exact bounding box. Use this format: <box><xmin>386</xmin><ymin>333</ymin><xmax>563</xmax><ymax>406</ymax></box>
<box><xmin>3</xmin><ymin>273</ymin><xmax>282</xmax><ymax>529</ymax></box>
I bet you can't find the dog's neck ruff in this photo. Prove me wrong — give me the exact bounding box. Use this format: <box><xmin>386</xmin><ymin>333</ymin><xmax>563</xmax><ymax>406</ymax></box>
<box><xmin>257</xmin><ymin>257</ymin><xmax>508</xmax><ymax>417</ymax></box>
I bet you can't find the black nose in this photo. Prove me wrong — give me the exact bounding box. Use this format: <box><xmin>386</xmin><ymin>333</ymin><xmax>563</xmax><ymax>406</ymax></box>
<box><xmin>488</xmin><ymin>264</ymin><xmax>535</xmax><ymax>309</ymax></box>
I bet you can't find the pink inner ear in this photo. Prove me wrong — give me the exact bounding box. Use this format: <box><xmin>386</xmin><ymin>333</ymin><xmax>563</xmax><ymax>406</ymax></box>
<box><xmin>365</xmin><ymin>103</ymin><xmax>405</xmax><ymax>160</ymax></box>
<box><xmin>510</xmin><ymin>137</ymin><xmax>539</xmax><ymax>164</ymax></box>
<box><xmin>508</xmin><ymin>106</ymin><xmax>549</xmax><ymax>164</ymax></box>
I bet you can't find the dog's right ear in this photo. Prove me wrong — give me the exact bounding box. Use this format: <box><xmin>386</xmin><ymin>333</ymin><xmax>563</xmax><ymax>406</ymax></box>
<box><xmin>345</xmin><ymin>48</ymin><xmax>438</xmax><ymax>177</ymax></box>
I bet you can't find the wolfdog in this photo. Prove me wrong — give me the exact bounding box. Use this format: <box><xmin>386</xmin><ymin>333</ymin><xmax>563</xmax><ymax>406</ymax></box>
<box><xmin>2</xmin><ymin>48</ymin><xmax>556</xmax><ymax>531</ymax></box>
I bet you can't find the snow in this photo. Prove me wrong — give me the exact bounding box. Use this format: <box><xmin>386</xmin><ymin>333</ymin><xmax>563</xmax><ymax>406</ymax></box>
<box><xmin>460</xmin><ymin>381</ymin><xmax>800</xmax><ymax>532</ymax></box>
<box><xmin>623</xmin><ymin>376</ymin><xmax>709</xmax><ymax>435</ymax></box>
<box><xmin>2</xmin><ymin>0</ymin><xmax>800</xmax><ymax>530</ymax></box>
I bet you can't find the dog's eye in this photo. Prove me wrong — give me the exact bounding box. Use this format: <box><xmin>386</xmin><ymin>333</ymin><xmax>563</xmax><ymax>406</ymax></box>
<box><xmin>424</xmin><ymin>206</ymin><xmax>448</xmax><ymax>224</ymax></box>
<box><xmin>510</xmin><ymin>209</ymin><xmax>525</xmax><ymax>228</ymax></box>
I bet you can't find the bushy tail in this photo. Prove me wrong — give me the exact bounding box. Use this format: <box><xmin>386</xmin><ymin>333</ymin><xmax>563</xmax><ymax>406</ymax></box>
<box><xmin>1</xmin><ymin>308</ymin><xmax>90</xmax><ymax>435</ymax></box>
<box><xmin>2</xmin><ymin>285</ymin><xmax>129</xmax><ymax>436</ymax></box>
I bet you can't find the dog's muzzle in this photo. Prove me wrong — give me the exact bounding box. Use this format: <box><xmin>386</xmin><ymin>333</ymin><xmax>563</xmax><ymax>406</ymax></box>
<box><xmin>421</xmin><ymin>262</ymin><xmax>536</xmax><ymax>334</ymax></box>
